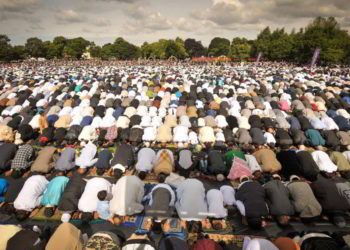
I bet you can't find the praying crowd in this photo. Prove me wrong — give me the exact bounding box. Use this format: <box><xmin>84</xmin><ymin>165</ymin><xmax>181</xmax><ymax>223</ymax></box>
<box><xmin>1</xmin><ymin>61</ymin><xmax>350</xmax><ymax>249</ymax></box>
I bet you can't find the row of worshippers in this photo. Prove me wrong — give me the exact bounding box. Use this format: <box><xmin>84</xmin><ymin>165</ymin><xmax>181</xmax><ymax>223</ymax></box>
<box><xmin>2</xmin><ymin>135</ymin><xmax>350</xmax><ymax>182</ymax></box>
<box><xmin>2</xmin><ymin>220</ymin><xmax>347</xmax><ymax>250</ymax></box>
<box><xmin>2</xmin><ymin>167</ymin><xmax>350</xmax><ymax>229</ymax></box>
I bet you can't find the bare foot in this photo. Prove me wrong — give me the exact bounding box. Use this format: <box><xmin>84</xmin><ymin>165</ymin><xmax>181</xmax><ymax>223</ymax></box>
<box><xmin>54</xmin><ymin>208</ymin><xmax>60</xmax><ymax>216</ymax></box>
<box><xmin>90</xmin><ymin>168</ymin><xmax>97</xmax><ymax>175</ymax></box>
<box><xmin>106</xmin><ymin>168</ymin><xmax>113</xmax><ymax>176</ymax></box>
<box><xmin>143</xmin><ymin>218</ymin><xmax>153</xmax><ymax>231</ymax></box>
<box><xmin>321</xmin><ymin>215</ymin><xmax>329</xmax><ymax>221</ymax></box>
<box><xmin>77</xmin><ymin>168</ymin><xmax>86</xmax><ymax>175</ymax></box>
<box><xmin>4</xmin><ymin>169</ymin><xmax>12</xmax><ymax>176</ymax></box>
<box><xmin>23</xmin><ymin>171</ymin><xmax>31</xmax><ymax>178</ymax></box>
<box><xmin>262</xmin><ymin>220</ymin><xmax>268</xmax><ymax>227</ymax></box>
<box><xmin>163</xmin><ymin>222</ymin><xmax>170</xmax><ymax>232</ymax></box>
<box><xmin>29</xmin><ymin>208</ymin><xmax>40</xmax><ymax>217</ymax></box>
<box><xmin>113</xmin><ymin>216</ymin><xmax>122</xmax><ymax>225</ymax></box>
<box><xmin>72</xmin><ymin>212</ymin><xmax>80</xmax><ymax>219</ymax></box>
<box><xmin>180</xmin><ymin>220</ymin><xmax>187</xmax><ymax>229</ymax></box>
<box><xmin>93</xmin><ymin>212</ymin><xmax>99</xmax><ymax>220</ymax></box>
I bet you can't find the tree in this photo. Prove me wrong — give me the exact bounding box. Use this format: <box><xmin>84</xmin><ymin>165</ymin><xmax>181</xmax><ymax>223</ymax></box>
<box><xmin>89</xmin><ymin>45</ymin><xmax>102</xmax><ymax>59</ymax></box>
<box><xmin>100</xmin><ymin>43</ymin><xmax>115</xmax><ymax>60</ymax></box>
<box><xmin>184</xmin><ymin>38</ymin><xmax>206</xmax><ymax>57</ymax></box>
<box><xmin>64</xmin><ymin>37</ymin><xmax>90</xmax><ymax>59</ymax></box>
<box><xmin>42</xmin><ymin>41</ymin><xmax>51</xmax><ymax>59</ymax></box>
<box><xmin>164</xmin><ymin>40</ymin><xmax>179</xmax><ymax>59</ymax></box>
<box><xmin>323</xmin><ymin>48</ymin><xmax>345</xmax><ymax>63</ymax></box>
<box><xmin>141</xmin><ymin>40</ymin><xmax>169</xmax><ymax>59</ymax></box>
<box><xmin>11</xmin><ymin>45</ymin><xmax>26</xmax><ymax>60</ymax></box>
<box><xmin>113</xmin><ymin>37</ymin><xmax>140</xmax><ymax>60</ymax></box>
<box><xmin>174</xmin><ymin>37</ymin><xmax>188</xmax><ymax>59</ymax></box>
<box><xmin>46</xmin><ymin>36</ymin><xmax>67</xmax><ymax>59</ymax></box>
<box><xmin>229</xmin><ymin>38</ymin><xmax>252</xmax><ymax>61</ymax></box>
<box><xmin>0</xmin><ymin>35</ymin><xmax>13</xmax><ymax>61</ymax></box>
<box><xmin>254</xmin><ymin>27</ymin><xmax>272</xmax><ymax>58</ymax></box>
<box><xmin>25</xmin><ymin>37</ymin><xmax>46</xmax><ymax>58</ymax></box>
<box><xmin>268</xmin><ymin>29</ymin><xmax>294</xmax><ymax>61</ymax></box>
<box><xmin>297</xmin><ymin>17</ymin><xmax>350</xmax><ymax>64</ymax></box>
<box><xmin>208</xmin><ymin>37</ymin><xmax>230</xmax><ymax>57</ymax></box>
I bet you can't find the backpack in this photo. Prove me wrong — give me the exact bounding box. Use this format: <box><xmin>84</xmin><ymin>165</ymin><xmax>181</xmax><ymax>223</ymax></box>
<box><xmin>158</xmin><ymin>236</ymin><xmax>189</xmax><ymax>250</ymax></box>
<box><xmin>121</xmin><ymin>234</ymin><xmax>156</xmax><ymax>250</ymax></box>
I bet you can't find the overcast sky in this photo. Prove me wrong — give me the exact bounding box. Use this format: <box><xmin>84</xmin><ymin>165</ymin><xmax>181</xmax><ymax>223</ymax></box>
<box><xmin>1</xmin><ymin>0</ymin><xmax>350</xmax><ymax>46</ymax></box>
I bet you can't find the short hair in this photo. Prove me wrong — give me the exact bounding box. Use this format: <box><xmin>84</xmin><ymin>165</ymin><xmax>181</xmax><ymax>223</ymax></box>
<box><xmin>158</xmin><ymin>173</ymin><xmax>166</xmax><ymax>183</ymax></box>
<box><xmin>138</xmin><ymin>171</ymin><xmax>147</xmax><ymax>180</ymax></box>
<box><xmin>113</xmin><ymin>169</ymin><xmax>123</xmax><ymax>179</ymax></box>
<box><xmin>246</xmin><ymin>216</ymin><xmax>262</xmax><ymax>229</ymax></box>
<box><xmin>16</xmin><ymin>210</ymin><xmax>30</xmax><ymax>221</ymax></box>
<box><xmin>4</xmin><ymin>203</ymin><xmax>15</xmax><ymax>214</ymax></box>
<box><xmin>96</xmin><ymin>168</ymin><xmax>105</xmax><ymax>176</ymax></box>
<box><xmin>276</xmin><ymin>215</ymin><xmax>289</xmax><ymax>226</ymax></box>
<box><xmin>11</xmin><ymin>169</ymin><xmax>23</xmax><ymax>179</ymax></box>
<box><xmin>81</xmin><ymin>212</ymin><xmax>93</xmax><ymax>222</ymax></box>
<box><xmin>97</xmin><ymin>190</ymin><xmax>107</xmax><ymax>201</ymax></box>
<box><xmin>212</xmin><ymin>222</ymin><xmax>223</xmax><ymax>230</ymax></box>
<box><xmin>189</xmin><ymin>221</ymin><xmax>202</xmax><ymax>233</ymax></box>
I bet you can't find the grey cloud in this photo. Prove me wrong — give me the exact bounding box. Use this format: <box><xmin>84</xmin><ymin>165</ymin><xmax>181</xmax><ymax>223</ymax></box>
<box><xmin>56</xmin><ymin>9</ymin><xmax>85</xmax><ymax>24</ymax></box>
<box><xmin>122</xmin><ymin>3</ymin><xmax>172</xmax><ymax>33</ymax></box>
<box><xmin>192</xmin><ymin>0</ymin><xmax>350</xmax><ymax>30</ymax></box>
<box><xmin>91</xmin><ymin>18</ymin><xmax>111</xmax><ymax>27</ymax></box>
<box><xmin>93</xmin><ymin>0</ymin><xmax>138</xmax><ymax>3</ymax></box>
<box><xmin>0</xmin><ymin>0</ymin><xmax>40</xmax><ymax>13</ymax></box>
<box><xmin>175</xmin><ymin>17</ymin><xmax>198</xmax><ymax>32</ymax></box>
<box><xmin>125</xmin><ymin>4</ymin><xmax>148</xmax><ymax>19</ymax></box>
<box><xmin>82</xmin><ymin>28</ymin><xmax>92</xmax><ymax>33</ymax></box>
<box><xmin>28</xmin><ymin>23</ymin><xmax>44</xmax><ymax>31</ymax></box>
<box><xmin>340</xmin><ymin>17</ymin><xmax>350</xmax><ymax>28</ymax></box>
<box><xmin>123</xmin><ymin>15</ymin><xmax>172</xmax><ymax>34</ymax></box>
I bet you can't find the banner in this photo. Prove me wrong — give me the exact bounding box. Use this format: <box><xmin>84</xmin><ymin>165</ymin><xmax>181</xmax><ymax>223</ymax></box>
<box><xmin>256</xmin><ymin>52</ymin><xmax>262</xmax><ymax>63</ymax></box>
<box><xmin>311</xmin><ymin>48</ymin><xmax>320</xmax><ymax>67</ymax></box>
<box><xmin>192</xmin><ymin>57</ymin><xmax>231</xmax><ymax>62</ymax></box>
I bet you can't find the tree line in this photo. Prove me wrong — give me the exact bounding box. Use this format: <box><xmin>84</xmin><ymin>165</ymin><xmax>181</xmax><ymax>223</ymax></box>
<box><xmin>0</xmin><ymin>17</ymin><xmax>349</xmax><ymax>64</ymax></box>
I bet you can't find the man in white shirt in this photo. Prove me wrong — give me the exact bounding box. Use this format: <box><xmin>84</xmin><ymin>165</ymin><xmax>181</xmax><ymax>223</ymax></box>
<box><xmin>311</xmin><ymin>150</ymin><xmax>338</xmax><ymax>173</ymax></box>
<box><xmin>78</xmin><ymin>177</ymin><xmax>113</xmax><ymax>214</ymax></box>
<box><xmin>321</xmin><ymin>116</ymin><xmax>339</xmax><ymax>130</ymax></box>
<box><xmin>135</xmin><ymin>148</ymin><xmax>156</xmax><ymax>179</ymax></box>
<box><xmin>207</xmin><ymin>189</ymin><xmax>227</xmax><ymax>218</ymax></box>
<box><xmin>109</xmin><ymin>176</ymin><xmax>144</xmax><ymax>216</ymax></box>
<box><xmin>175</xmin><ymin>178</ymin><xmax>208</xmax><ymax>221</ymax></box>
<box><xmin>75</xmin><ymin>142</ymin><xmax>98</xmax><ymax>174</ymax></box>
<box><xmin>244</xmin><ymin>154</ymin><xmax>262</xmax><ymax>174</ymax></box>
<box><xmin>14</xmin><ymin>175</ymin><xmax>49</xmax><ymax>221</ymax></box>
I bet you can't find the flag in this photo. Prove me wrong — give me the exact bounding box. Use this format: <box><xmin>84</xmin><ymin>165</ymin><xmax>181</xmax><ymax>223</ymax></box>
<box><xmin>256</xmin><ymin>52</ymin><xmax>262</xmax><ymax>63</ymax></box>
<box><xmin>311</xmin><ymin>48</ymin><xmax>321</xmax><ymax>67</ymax></box>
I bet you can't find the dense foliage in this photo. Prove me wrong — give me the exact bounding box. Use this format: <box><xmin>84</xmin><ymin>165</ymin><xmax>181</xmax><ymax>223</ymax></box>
<box><xmin>1</xmin><ymin>17</ymin><xmax>349</xmax><ymax>64</ymax></box>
